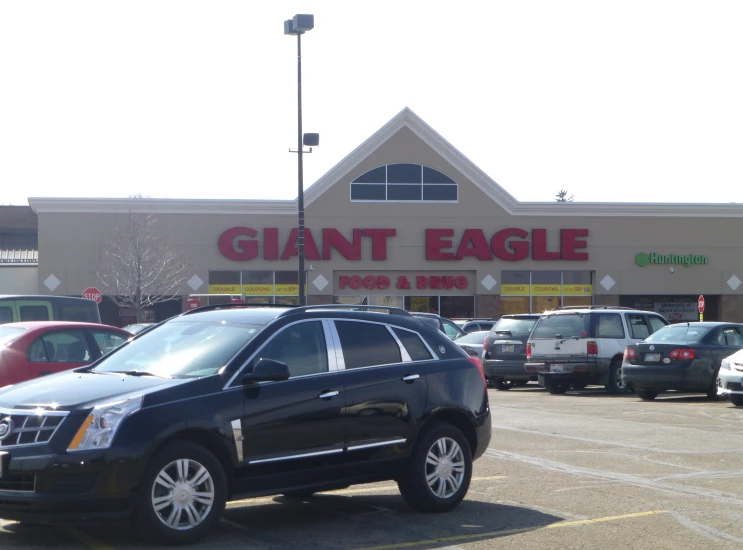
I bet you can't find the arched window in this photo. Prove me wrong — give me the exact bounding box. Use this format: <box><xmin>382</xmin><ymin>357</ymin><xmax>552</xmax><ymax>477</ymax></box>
<box><xmin>350</xmin><ymin>164</ymin><xmax>458</xmax><ymax>202</ymax></box>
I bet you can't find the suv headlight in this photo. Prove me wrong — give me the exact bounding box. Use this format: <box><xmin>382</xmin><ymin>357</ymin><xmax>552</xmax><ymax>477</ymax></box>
<box><xmin>68</xmin><ymin>395</ymin><xmax>143</xmax><ymax>452</ymax></box>
<box><xmin>721</xmin><ymin>358</ymin><xmax>731</xmax><ymax>370</ymax></box>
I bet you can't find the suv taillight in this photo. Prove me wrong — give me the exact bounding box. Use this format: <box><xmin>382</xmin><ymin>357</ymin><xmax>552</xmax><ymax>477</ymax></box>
<box><xmin>467</xmin><ymin>356</ymin><xmax>487</xmax><ymax>387</ymax></box>
<box><xmin>624</xmin><ymin>347</ymin><xmax>637</xmax><ymax>360</ymax></box>
<box><xmin>526</xmin><ymin>343</ymin><xmax>532</xmax><ymax>358</ymax></box>
<box><xmin>483</xmin><ymin>336</ymin><xmax>488</xmax><ymax>352</ymax></box>
<box><xmin>669</xmin><ymin>348</ymin><xmax>695</xmax><ymax>360</ymax></box>
<box><xmin>587</xmin><ymin>341</ymin><xmax>598</xmax><ymax>355</ymax></box>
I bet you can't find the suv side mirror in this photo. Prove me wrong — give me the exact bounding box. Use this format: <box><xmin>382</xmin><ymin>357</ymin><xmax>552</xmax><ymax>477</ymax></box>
<box><xmin>242</xmin><ymin>358</ymin><xmax>291</xmax><ymax>384</ymax></box>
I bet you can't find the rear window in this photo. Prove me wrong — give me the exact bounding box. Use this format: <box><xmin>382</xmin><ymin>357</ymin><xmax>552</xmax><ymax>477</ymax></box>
<box><xmin>644</xmin><ymin>324</ymin><xmax>712</xmax><ymax>344</ymax></box>
<box><xmin>492</xmin><ymin>317</ymin><xmax>538</xmax><ymax>336</ymax></box>
<box><xmin>531</xmin><ymin>313</ymin><xmax>590</xmax><ymax>339</ymax></box>
<box><xmin>60</xmin><ymin>304</ymin><xmax>100</xmax><ymax>322</ymax></box>
<box><xmin>0</xmin><ymin>327</ymin><xmax>25</xmax><ymax>346</ymax></box>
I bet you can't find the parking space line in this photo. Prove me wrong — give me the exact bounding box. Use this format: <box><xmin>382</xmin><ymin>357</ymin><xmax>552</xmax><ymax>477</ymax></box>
<box><xmin>226</xmin><ymin>476</ymin><xmax>506</xmax><ymax>508</ymax></box>
<box><xmin>350</xmin><ymin>510</ymin><xmax>668</xmax><ymax>550</ymax></box>
<box><xmin>62</xmin><ymin>527</ymin><xmax>116</xmax><ymax>550</ymax></box>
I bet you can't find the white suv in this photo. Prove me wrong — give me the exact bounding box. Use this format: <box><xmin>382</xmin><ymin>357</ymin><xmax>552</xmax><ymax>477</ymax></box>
<box><xmin>524</xmin><ymin>306</ymin><xmax>669</xmax><ymax>394</ymax></box>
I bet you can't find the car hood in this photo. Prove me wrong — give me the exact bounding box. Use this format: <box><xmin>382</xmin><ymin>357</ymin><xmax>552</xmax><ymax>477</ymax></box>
<box><xmin>0</xmin><ymin>370</ymin><xmax>193</xmax><ymax>412</ymax></box>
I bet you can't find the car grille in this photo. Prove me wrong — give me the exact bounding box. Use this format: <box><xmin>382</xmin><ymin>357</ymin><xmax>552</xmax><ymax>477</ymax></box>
<box><xmin>726</xmin><ymin>382</ymin><xmax>743</xmax><ymax>392</ymax></box>
<box><xmin>0</xmin><ymin>474</ymin><xmax>35</xmax><ymax>493</ymax></box>
<box><xmin>0</xmin><ymin>409</ymin><xmax>67</xmax><ymax>448</ymax></box>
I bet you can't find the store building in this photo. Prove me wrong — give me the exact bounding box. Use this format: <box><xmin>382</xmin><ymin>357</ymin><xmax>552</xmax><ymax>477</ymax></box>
<box><xmin>0</xmin><ymin>206</ymin><xmax>38</xmax><ymax>295</ymax></box>
<box><xmin>27</xmin><ymin>107</ymin><xmax>743</xmax><ymax>326</ymax></box>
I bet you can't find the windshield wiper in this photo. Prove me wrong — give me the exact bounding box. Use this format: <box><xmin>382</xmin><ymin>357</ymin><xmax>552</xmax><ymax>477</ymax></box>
<box><xmin>107</xmin><ymin>370</ymin><xmax>169</xmax><ymax>378</ymax></box>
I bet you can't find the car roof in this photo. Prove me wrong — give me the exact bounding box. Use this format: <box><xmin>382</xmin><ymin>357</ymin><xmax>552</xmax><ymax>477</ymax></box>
<box><xmin>663</xmin><ymin>322</ymin><xmax>736</xmax><ymax>327</ymax></box>
<box><xmin>1</xmin><ymin>321</ymin><xmax>129</xmax><ymax>332</ymax></box>
<box><xmin>499</xmin><ymin>314</ymin><xmax>541</xmax><ymax>318</ymax></box>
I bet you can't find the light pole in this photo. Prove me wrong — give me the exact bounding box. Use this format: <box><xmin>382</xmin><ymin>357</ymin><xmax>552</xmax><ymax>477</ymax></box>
<box><xmin>284</xmin><ymin>14</ymin><xmax>319</xmax><ymax>307</ymax></box>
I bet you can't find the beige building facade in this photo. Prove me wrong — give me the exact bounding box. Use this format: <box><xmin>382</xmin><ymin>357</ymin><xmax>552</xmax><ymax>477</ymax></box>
<box><xmin>28</xmin><ymin>108</ymin><xmax>743</xmax><ymax>326</ymax></box>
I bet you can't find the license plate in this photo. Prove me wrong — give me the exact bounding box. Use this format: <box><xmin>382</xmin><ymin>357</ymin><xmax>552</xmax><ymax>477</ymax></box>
<box><xmin>645</xmin><ymin>353</ymin><xmax>661</xmax><ymax>362</ymax></box>
<box><xmin>550</xmin><ymin>364</ymin><xmax>564</xmax><ymax>373</ymax></box>
<box><xmin>502</xmin><ymin>344</ymin><xmax>514</xmax><ymax>353</ymax></box>
<box><xmin>0</xmin><ymin>451</ymin><xmax>7</xmax><ymax>478</ymax></box>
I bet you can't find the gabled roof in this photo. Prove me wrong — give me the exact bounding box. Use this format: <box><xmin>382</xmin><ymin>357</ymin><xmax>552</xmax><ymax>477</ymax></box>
<box><xmin>27</xmin><ymin>107</ymin><xmax>743</xmax><ymax>218</ymax></box>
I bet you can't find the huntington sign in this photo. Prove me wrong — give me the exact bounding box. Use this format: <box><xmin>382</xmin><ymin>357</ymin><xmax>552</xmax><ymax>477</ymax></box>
<box><xmin>635</xmin><ymin>252</ymin><xmax>708</xmax><ymax>267</ymax></box>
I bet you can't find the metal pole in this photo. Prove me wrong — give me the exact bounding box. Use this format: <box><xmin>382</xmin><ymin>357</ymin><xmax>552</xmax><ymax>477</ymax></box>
<box><xmin>297</xmin><ymin>32</ymin><xmax>306</xmax><ymax>306</ymax></box>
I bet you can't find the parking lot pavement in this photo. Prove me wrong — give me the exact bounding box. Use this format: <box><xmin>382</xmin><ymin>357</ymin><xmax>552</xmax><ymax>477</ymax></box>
<box><xmin>7</xmin><ymin>385</ymin><xmax>743</xmax><ymax>549</ymax></box>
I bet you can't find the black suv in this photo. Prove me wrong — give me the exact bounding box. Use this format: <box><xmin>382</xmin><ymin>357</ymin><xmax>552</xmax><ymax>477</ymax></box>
<box><xmin>0</xmin><ymin>305</ymin><xmax>491</xmax><ymax>545</ymax></box>
<box><xmin>482</xmin><ymin>314</ymin><xmax>541</xmax><ymax>390</ymax></box>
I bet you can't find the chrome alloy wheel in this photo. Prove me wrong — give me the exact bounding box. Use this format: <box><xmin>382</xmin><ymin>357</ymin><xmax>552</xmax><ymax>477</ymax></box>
<box><xmin>151</xmin><ymin>459</ymin><xmax>215</xmax><ymax>531</ymax></box>
<box><xmin>615</xmin><ymin>367</ymin><xmax>628</xmax><ymax>391</ymax></box>
<box><xmin>425</xmin><ymin>437</ymin><xmax>465</xmax><ymax>499</ymax></box>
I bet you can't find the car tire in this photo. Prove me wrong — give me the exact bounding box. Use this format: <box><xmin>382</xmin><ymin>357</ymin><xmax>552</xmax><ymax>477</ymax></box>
<box><xmin>571</xmin><ymin>382</ymin><xmax>587</xmax><ymax>390</ymax></box>
<box><xmin>543</xmin><ymin>377</ymin><xmax>569</xmax><ymax>395</ymax></box>
<box><xmin>705</xmin><ymin>371</ymin><xmax>720</xmax><ymax>400</ymax></box>
<box><xmin>133</xmin><ymin>440</ymin><xmax>228</xmax><ymax>545</ymax></box>
<box><xmin>398</xmin><ymin>422</ymin><xmax>473</xmax><ymax>513</ymax></box>
<box><xmin>731</xmin><ymin>394</ymin><xmax>743</xmax><ymax>407</ymax></box>
<box><xmin>493</xmin><ymin>379</ymin><xmax>513</xmax><ymax>391</ymax></box>
<box><xmin>514</xmin><ymin>381</ymin><xmax>529</xmax><ymax>387</ymax></box>
<box><xmin>605</xmin><ymin>358</ymin><xmax>631</xmax><ymax>395</ymax></box>
<box><xmin>636</xmin><ymin>390</ymin><xmax>658</xmax><ymax>401</ymax></box>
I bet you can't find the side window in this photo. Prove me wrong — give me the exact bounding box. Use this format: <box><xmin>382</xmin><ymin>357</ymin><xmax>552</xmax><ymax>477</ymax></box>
<box><xmin>718</xmin><ymin>328</ymin><xmax>743</xmax><ymax>347</ymax></box>
<box><xmin>40</xmin><ymin>331</ymin><xmax>92</xmax><ymax>363</ymax></box>
<box><xmin>0</xmin><ymin>306</ymin><xmax>12</xmax><ymax>324</ymax></box>
<box><xmin>335</xmin><ymin>321</ymin><xmax>402</xmax><ymax>369</ymax></box>
<box><xmin>442</xmin><ymin>320</ymin><xmax>463</xmax><ymax>339</ymax></box>
<box><xmin>392</xmin><ymin>328</ymin><xmax>433</xmax><ymax>361</ymax></box>
<box><xmin>20</xmin><ymin>305</ymin><xmax>50</xmax><ymax>321</ymax></box>
<box><xmin>258</xmin><ymin>321</ymin><xmax>328</xmax><ymax>377</ymax></box>
<box><xmin>595</xmin><ymin>313</ymin><xmax>625</xmax><ymax>339</ymax></box>
<box><xmin>647</xmin><ymin>316</ymin><xmax>668</xmax><ymax>334</ymax></box>
<box><xmin>626</xmin><ymin>314</ymin><xmax>650</xmax><ymax>340</ymax></box>
<box><xmin>91</xmin><ymin>330</ymin><xmax>129</xmax><ymax>356</ymax></box>
<box><xmin>28</xmin><ymin>339</ymin><xmax>49</xmax><ymax>362</ymax></box>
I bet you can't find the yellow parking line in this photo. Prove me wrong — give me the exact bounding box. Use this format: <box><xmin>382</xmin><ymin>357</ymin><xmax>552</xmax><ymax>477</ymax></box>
<box><xmin>62</xmin><ymin>527</ymin><xmax>116</xmax><ymax>550</ymax></box>
<box><xmin>351</xmin><ymin>510</ymin><xmax>668</xmax><ymax>550</ymax></box>
<box><xmin>226</xmin><ymin>475</ymin><xmax>506</xmax><ymax>508</ymax></box>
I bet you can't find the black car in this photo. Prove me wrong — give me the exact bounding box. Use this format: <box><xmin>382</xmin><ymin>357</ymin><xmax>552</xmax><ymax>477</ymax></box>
<box><xmin>0</xmin><ymin>304</ymin><xmax>491</xmax><ymax>545</ymax></box>
<box><xmin>482</xmin><ymin>314</ymin><xmax>541</xmax><ymax>390</ymax></box>
<box><xmin>622</xmin><ymin>322</ymin><xmax>743</xmax><ymax>400</ymax></box>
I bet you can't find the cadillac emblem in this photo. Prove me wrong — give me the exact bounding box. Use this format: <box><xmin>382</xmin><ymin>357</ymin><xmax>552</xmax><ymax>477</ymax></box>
<box><xmin>0</xmin><ymin>417</ymin><xmax>14</xmax><ymax>442</ymax></box>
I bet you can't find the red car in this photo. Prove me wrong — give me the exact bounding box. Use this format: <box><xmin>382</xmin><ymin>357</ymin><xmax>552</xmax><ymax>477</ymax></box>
<box><xmin>0</xmin><ymin>321</ymin><xmax>132</xmax><ymax>387</ymax></box>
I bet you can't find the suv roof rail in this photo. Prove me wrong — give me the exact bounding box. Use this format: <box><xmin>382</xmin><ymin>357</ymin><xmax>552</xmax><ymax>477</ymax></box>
<box><xmin>277</xmin><ymin>304</ymin><xmax>413</xmax><ymax>318</ymax></box>
<box><xmin>181</xmin><ymin>303</ymin><xmax>296</xmax><ymax>316</ymax></box>
<box><xmin>554</xmin><ymin>305</ymin><xmax>636</xmax><ymax>311</ymax></box>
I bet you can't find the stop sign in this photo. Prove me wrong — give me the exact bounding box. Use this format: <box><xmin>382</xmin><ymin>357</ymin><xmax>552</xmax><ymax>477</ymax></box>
<box><xmin>82</xmin><ymin>287</ymin><xmax>102</xmax><ymax>304</ymax></box>
<box><xmin>698</xmin><ymin>295</ymin><xmax>705</xmax><ymax>313</ymax></box>
<box><xmin>187</xmin><ymin>297</ymin><xmax>200</xmax><ymax>310</ymax></box>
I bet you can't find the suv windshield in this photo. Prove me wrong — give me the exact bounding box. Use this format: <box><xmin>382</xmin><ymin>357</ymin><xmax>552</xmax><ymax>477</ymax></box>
<box><xmin>492</xmin><ymin>317</ymin><xmax>538</xmax><ymax>336</ymax></box>
<box><xmin>531</xmin><ymin>313</ymin><xmax>590</xmax><ymax>339</ymax></box>
<box><xmin>644</xmin><ymin>324</ymin><xmax>712</xmax><ymax>344</ymax></box>
<box><xmin>0</xmin><ymin>327</ymin><xmax>25</xmax><ymax>346</ymax></box>
<box><xmin>91</xmin><ymin>320</ymin><xmax>262</xmax><ymax>378</ymax></box>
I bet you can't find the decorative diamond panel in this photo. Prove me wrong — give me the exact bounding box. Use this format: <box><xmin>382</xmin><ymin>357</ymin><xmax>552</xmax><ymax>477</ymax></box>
<box><xmin>43</xmin><ymin>274</ymin><xmax>61</xmax><ymax>291</ymax></box>
<box><xmin>480</xmin><ymin>274</ymin><xmax>497</xmax><ymax>291</ymax></box>
<box><xmin>599</xmin><ymin>275</ymin><xmax>616</xmax><ymax>291</ymax></box>
<box><xmin>188</xmin><ymin>274</ymin><xmax>204</xmax><ymax>291</ymax></box>
<box><xmin>728</xmin><ymin>275</ymin><xmax>741</xmax><ymax>291</ymax></box>
<box><xmin>312</xmin><ymin>274</ymin><xmax>329</xmax><ymax>291</ymax></box>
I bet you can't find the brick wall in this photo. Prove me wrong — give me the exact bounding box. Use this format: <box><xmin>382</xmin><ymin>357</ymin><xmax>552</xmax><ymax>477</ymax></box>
<box><xmin>721</xmin><ymin>295</ymin><xmax>743</xmax><ymax>322</ymax></box>
<box><xmin>477</xmin><ymin>295</ymin><xmax>501</xmax><ymax>319</ymax></box>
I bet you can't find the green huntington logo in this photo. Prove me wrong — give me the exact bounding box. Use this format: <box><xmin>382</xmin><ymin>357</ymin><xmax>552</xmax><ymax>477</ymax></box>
<box><xmin>635</xmin><ymin>252</ymin><xmax>708</xmax><ymax>267</ymax></box>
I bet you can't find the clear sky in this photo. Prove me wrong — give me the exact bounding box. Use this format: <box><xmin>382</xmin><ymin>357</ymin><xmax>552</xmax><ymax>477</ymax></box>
<box><xmin>1</xmin><ymin>1</ymin><xmax>742</xmax><ymax>206</ymax></box>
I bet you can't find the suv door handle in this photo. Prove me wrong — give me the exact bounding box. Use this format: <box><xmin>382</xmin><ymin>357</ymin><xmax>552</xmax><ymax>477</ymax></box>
<box><xmin>402</xmin><ymin>374</ymin><xmax>420</xmax><ymax>382</ymax></box>
<box><xmin>318</xmin><ymin>390</ymin><xmax>339</xmax><ymax>399</ymax></box>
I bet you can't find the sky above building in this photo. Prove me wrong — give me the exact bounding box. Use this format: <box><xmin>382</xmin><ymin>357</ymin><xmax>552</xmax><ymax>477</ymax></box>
<box><xmin>1</xmin><ymin>1</ymin><xmax>742</xmax><ymax>206</ymax></box>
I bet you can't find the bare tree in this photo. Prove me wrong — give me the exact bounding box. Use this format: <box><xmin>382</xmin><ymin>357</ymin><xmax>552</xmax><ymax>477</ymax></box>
<box><xmin>96</xmin><ymin>212</ymin><xmax>194</xmax><ymax>322</ymax></box>
<box><xmin>556</xmin><ymin>189</ymin><xmax>574</xmax><ymax>202</ymax></box>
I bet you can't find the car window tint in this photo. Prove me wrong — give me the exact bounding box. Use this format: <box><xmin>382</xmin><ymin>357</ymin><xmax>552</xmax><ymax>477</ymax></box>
<box><xmin>647</xmin><ymin>316</ymin><xmax>668</xmax><ymax>334</ymax></box>
<box><xmin>91</xmin><ymin>330</ymin><xmax>129</xmax><ymax>356</ymax></box>
<box><xmin>392</xmin><ymin>328</ymin><xmax>433</xmax><ymax>361</ymax></box>
<box><xmin>0</xmin><ymin>306</ymin><xmax>12</xmax><ymax>324</ymax></box>
<box><xmin>532</xmin><ymin>314</ymin><xmax>589</xmax><ymax>339</ymax></box>
<box><xmin>40</xmin><ymin>331</ymin><xmax>92</xmax><ymax>363</ymax></box>
<box><xmin>258</xmin><ymin>321</ymin><xmax>328</xmax><ymax>377</ymax></box>
<box><xmin>493</xmin><ymin>317</ymin><xmax>537</xmax><ymax>335</ymax></box>
<box><xmin>335</xmin><ymin>321</ymin><xmax>402</xmax><ymax>369</ymax></box>
<box><xmin>719</xmin><ymin>328</ymin><xmax>743</xmax><ymax>347</ymax></box>
<box><xmin>595</xmin><ymin>313</ymin><xmax>625</xmax><ymax>339</ymax></box>
<box><xmin>19</xmin><ymin>305</ymin><xmax>49</xmax><ymax>321</ymax></box>
<box><xmin>442</xmin><ymin>320</ymin><xmax>463</xmax><ymax>338</ymax></box>
<box><xmin>60</xmin><ymin>305</ymin><xmax>99</xmax><ymax>322</ymax></box>
<box><xmin>626</xmin><ymin>314</ymin><xmax>650</xmax><ymax>339</ymax></box>
<box><xmin>28</xmin><ymin>338</ymin><xmax>48</xmax><ymax>362</ymax></box>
